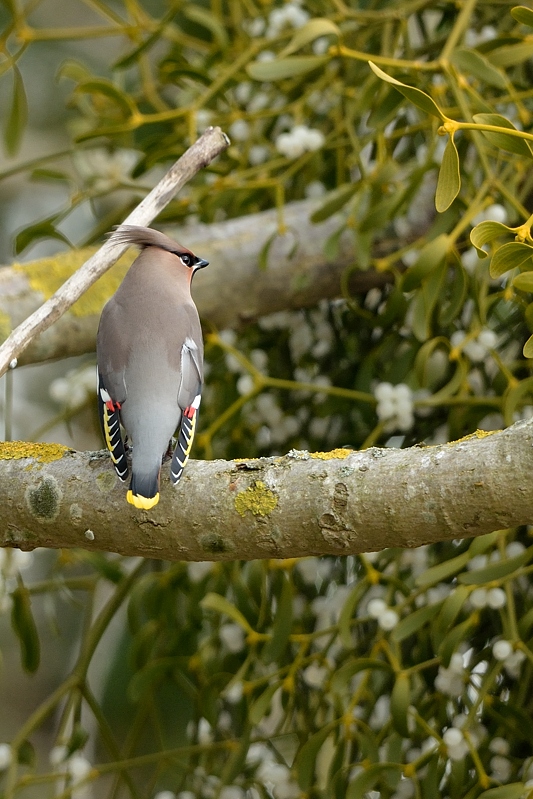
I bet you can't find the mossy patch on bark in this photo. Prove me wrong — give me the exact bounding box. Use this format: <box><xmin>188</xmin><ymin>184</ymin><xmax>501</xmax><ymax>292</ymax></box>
<box><xmin>25</xmin><ymin>475</ymin><xmax>62</xmax><ymax>522</ymax></box>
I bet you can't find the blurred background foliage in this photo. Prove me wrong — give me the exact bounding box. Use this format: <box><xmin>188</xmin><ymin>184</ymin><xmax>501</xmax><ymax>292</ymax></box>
<box><xmin>2</xmin><ymin>0</ymin><xmax>533</xmax><ymax>797</ymax></box>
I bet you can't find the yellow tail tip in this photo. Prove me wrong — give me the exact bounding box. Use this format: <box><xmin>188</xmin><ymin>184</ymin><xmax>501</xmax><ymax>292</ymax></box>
<box><xmin>127</xmin><ymin>490</ymin><xmax>160</xmax><ymax>510</ymax></box>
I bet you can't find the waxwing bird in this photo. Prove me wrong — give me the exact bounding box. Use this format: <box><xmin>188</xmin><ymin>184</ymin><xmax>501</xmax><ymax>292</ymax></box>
<box><xmin>96</xmin><ymin>225</ymin><xmax>209</xmax><ymax>509</ymax></box>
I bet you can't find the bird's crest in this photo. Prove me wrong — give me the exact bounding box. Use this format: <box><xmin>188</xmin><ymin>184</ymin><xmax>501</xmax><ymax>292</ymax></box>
<box><xmin>110</xmin><ymin>225</ymin><xmax>191</xmax><ymax>258</ymax></box>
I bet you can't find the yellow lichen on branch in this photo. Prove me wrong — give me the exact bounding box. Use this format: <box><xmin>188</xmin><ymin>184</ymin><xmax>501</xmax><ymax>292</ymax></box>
<box><xmin>310</xmin><ymin>448</ymin><xmax>352</xmax><ymax>460</ymax></box>
<box><xmin>0</xmin><ymin>441</ymin><xmax>70</xmax><ymax>463</ymax></box>
<box><xmin>449</xmin><ymin>429</ymin><xmax>499</xmax><ymax>445</ymax></box>
<box><xmin>285</xmin><ymin>448</ymin><xmax>353</xmax><ymax>461</ymax></box>
<box><xmin>0</xmin><ymin>311</ymin><xmax>12</xmax><ymax>342</ymax></box>
<box><xmin>234</xmin><ymin>480</ymin><xmax>278</xmax><ymax>517</ymax></box>
<box><xmin>13</xmin><ymin>249</ymin><xmax>134</xmax><ymax>317</ymax></box>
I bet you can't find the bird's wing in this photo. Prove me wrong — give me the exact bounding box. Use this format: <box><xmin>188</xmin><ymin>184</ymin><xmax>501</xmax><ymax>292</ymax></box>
<box><xmin>96</xmin><ymin>301</ymin><xmax>129</xmax><ymax>482</ymax></box>
<box><xmin>97</xmin><ymin>373</ymin><xmax>129</xmax><ymax>482</ymax></box>
<box><xmin>177</xmin><ymin>336</ymin><xmax>203</xmax><ymax>410</ymax></box>
<box><xmin>171</xmin><ymin>339</ymin><xmax>203</xmax><ymax>485</ymax></box>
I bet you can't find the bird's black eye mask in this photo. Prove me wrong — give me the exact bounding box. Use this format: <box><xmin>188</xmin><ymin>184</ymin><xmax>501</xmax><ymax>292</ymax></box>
<box><xmin>171</xmin><ymin>250</ymin><xmax>209</xmax><ymax>271</ymax></box>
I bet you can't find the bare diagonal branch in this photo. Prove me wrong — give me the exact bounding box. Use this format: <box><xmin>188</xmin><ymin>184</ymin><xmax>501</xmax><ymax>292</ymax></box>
<box><xmin>0</xmin><ymin>127</ymin><xmax>230</xmax><ymax>377</ymax></box>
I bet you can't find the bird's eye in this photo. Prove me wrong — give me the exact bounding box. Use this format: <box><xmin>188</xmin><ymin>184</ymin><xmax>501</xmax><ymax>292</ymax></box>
<box><xmin>180</xmin><ymin>254</ymin><xmax>192</xmax><ymax>267</ymax></box>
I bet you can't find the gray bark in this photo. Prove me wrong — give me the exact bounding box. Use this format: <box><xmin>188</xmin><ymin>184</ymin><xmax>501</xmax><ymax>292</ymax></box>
<box><xmin>0</xmin><ymin>199</ymin><xmax>390</xmax><ymax>367</ymax></box>
<box><xmin>1</xmin><ymin>420</ymin><xmax>531</xmax><ymax>561</ymax></box>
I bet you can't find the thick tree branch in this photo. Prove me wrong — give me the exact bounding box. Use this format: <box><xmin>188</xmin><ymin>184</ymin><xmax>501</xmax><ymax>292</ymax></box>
<box><xmin>1</xmin><ymin>421</ymin><xmax>532</xmax><ymax>561</ymax></box>
<box><xmin>0</xmin><ymin>199</ymin><xmax>391</xmax><ymax>366</ymax></box>
<box><xmin>0</xmin><ymin>127</ymin><xmax>230</xmax><ymax>374</ymax></box>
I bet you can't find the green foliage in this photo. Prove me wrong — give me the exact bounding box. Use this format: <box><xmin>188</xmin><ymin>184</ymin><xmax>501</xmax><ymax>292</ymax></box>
<box><xmin>5</xmin><ymin>536</ymin><xmax>533</xmax><ymax>798</ymax></box>
<box><xmin>10</xmin><ymin>579</ymin><xmax>40</xmax><ymax>673</ymax></box>
<box><xmin>435</xmin><ymin>135</ymin><xmax>460</xmax><ymax>212</ymax></box>
<box><xmin>4</xmin><ymin>66</ymin><xmax>27</xmax><ymax>157</ymax></box>
<box><xmin>368</xmin><ymin>62</ymin><xmax>446</xmax><ymax>120</ymax></box>
<box><xmin>4</xmin><ymin>0</ymin><xmax>533</xmax><ymax>798</ymax></box>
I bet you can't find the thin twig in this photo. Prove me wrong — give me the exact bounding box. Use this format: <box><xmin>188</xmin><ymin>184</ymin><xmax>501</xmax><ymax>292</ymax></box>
<box><xmin>0</xmin><ymin>126</ymin><xmax>230</xmax><ymax>378</ymax></box>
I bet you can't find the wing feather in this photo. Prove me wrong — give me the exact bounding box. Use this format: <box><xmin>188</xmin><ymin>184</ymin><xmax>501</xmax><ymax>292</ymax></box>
<box><xmin>171</xmin><ymin>341</ymin><xmax>202</xmax><ymax>486</ymax></box>
<box><xmin>170</xmin><ymin>395</ymin><xmax>200</xmax><ymax>485</ymax></box>
<box><xmin>97</xmin><ymin>373</ymin><xmax>129</xmax><ymax>481</ymax></box>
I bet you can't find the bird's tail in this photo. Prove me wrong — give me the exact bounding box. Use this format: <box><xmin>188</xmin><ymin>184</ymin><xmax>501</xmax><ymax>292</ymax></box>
<box><xmin>127</xmin><ymin>469</ymin><xmax>160</xmax><ymax>510</ymax></box>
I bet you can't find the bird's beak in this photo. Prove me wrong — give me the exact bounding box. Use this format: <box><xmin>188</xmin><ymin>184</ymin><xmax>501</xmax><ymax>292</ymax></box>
<box><xmin>195</xmin><ymin>258</ymin><xmax>209</xmax><ymax>269</ymax></box>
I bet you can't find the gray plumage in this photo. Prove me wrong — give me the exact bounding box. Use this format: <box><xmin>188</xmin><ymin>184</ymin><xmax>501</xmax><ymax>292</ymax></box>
<box><xmin>96</xmin><ymin>225</ymin><xmax>208</xmax><ymax>509</ymax></box>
